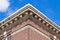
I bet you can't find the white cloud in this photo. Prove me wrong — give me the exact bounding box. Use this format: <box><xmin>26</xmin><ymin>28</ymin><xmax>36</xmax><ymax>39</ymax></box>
<box><xmin>0</xmin><ymin>0</ymin><xmax>10</xmax><ymax>12</ymax></box>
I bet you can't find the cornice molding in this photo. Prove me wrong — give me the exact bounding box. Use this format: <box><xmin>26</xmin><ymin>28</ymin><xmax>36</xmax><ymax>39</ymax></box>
<box><xmin>0</xmin><ymin>4</ymin><xmax>60</xmax><ymax>37</ymax></box>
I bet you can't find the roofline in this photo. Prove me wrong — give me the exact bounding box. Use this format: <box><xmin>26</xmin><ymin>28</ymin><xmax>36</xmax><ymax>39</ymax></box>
<box><xmin>0</xmin><ymin>3</ymin><xmax>31</xmax><ymax>23</ymax></box>
<box><xmin>0</xmin><ymin>3</ymin><xmax>59</xmax><ymax>28</ymax></box>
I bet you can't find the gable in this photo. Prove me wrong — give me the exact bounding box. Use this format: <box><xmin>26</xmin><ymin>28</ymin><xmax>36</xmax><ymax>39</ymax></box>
<box><xmin>0</xmin><ymin>4</ymin><xmax>60</xmax><ymax>39</ymax></box>
<box><xmin>11</xmin><ymin>25</ymin><xmax>51</xmax><ymax>40</ymax></box>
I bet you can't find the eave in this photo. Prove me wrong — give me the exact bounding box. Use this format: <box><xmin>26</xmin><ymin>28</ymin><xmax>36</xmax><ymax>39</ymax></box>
<box><xmin>0</xmin><ymin>4</ymin><xmax>60</xmax><ymax>38</ymax></box>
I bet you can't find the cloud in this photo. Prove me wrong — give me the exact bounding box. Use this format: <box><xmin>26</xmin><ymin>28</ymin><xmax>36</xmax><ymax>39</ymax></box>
<box><xmin>0</xmin><ymin>0</ymin><xmax>10</xmax><ymax>12</ymax></box>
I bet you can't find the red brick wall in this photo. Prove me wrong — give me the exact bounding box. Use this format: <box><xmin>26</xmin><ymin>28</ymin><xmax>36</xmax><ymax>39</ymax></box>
<box><xmin>11</xmin><ymin>28</ymin><xmax>49</xmax><ymax>40</ymax></box>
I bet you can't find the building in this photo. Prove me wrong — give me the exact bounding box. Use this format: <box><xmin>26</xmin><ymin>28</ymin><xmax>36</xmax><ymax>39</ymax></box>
<box><xmin>0</xmin><ymin>4</ymin><xmax>60</xmax><ymax>40</ymax></box>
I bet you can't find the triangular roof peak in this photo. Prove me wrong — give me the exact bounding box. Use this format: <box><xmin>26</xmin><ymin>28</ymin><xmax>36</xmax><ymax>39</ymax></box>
<box><xmin>0</xmin><ymin>3</ymin><xmax>52</xmax><ymax>23</ymax></box>
<box><xmin>0</xmin><ymin>4</ymin><xmax>35</xmax><ymax>23</ymax></box>
<box><xmin>0</xmin><ymin>4</ymin><xmax>60</xmax><ymax>37</ymax></box>
<box><xmin>0</xmin><ymin>3</ymin><xmax>59</xmax><ymax>27</ymax></box>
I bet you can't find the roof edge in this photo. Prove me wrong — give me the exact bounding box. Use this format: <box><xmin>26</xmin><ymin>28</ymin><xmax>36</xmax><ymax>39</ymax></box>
<box><xmin>0</xmin><ymin>3</ymin><xmax>60</xmax><ymax>29</ymax></box>
<box><xmin>0</xmin><ymin>3</ymin><xmax>32</xmax><ymax>23</ymax></box>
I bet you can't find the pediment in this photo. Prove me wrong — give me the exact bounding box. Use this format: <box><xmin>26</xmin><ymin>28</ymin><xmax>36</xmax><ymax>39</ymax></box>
<box><xmin>0</xmin><ymin>4</ymin><xmax>60</xmax><ymax>39</ymax></box>
<box><xmin>11</xmin><ymin>25</ymin><xmax>51</xmax><ymax>40</ymax></box>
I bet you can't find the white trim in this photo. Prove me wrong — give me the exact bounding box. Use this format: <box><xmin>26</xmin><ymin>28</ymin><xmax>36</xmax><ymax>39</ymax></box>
<box><xmin>28</xmin><ymin>4</ymin><xmax>59</xmax><ymax>28</ymax></box>
<box><xmin>3</xmin><ymin>31</ymin><xmax>8</xmax><ymax>40</ymax></box>
<box><xmin>0</xmin><ymin>3</ymin><xmax>59</xmax><ymax>30</ymax></box>
<box><xmin>27</xmin><ymin>8</ymin><xmax>60</xmax><ymax>31</ymax></box>
<box><xmin>0</xmin><ymin>4</ymin><xmax>30</xmax><ymax>23</ymax></box>
<box><xmin>11</xmin><ymin>25</ymin><xmax>51</xmax><ymax>40</ymax></box>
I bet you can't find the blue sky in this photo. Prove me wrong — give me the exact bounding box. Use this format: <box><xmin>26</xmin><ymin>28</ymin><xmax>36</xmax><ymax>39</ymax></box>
<box><xmin>0</xmin><ymin>0</ymin><xmax>60</xmax><ymax>26</ymax></box>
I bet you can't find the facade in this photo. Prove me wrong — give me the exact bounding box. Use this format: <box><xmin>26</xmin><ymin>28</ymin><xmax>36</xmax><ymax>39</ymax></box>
<box><xmin>0</xmin><ymin>4</ymin><xmax>60</xmax><ymax>40</ymax></box>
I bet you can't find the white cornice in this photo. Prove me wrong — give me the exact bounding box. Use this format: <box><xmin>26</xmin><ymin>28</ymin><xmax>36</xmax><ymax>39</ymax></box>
<box><xmin>0</xmin><ymin>3</ymin><xmax>60</xmax><ymax>34</ymax></box>
<box><xmin>0</xmin><ymin>3</ymin><xmax>59</xmax><ymax>28</ymax></box>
